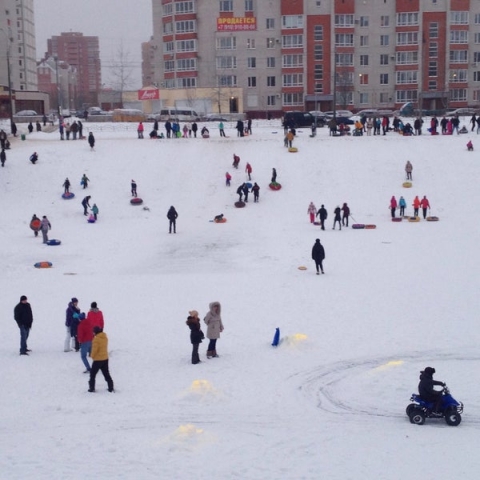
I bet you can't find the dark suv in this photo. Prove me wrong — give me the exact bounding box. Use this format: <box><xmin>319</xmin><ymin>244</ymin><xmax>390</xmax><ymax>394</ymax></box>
<box><xmin>283</xmin><ymin>111</ymin><xmax>325</xmax><ymax>128</ymax></box>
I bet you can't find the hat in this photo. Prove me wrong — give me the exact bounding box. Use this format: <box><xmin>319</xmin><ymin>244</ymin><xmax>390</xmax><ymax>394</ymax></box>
<box><xmin>79</xmin><ymin>313</ymin><xmax>86</xmax><ymax>320</ymax></box>
<box><xmin>20</xmin><ymin>295</ymin><xmax>27</xmax><ymax>301</ymax></box>
<box><xmin>91</xmin><ymin>301</ymin><xmax>97</xmax><ymax>309</ymax></box>
<box><xmin>189</xmin><ymin>310</ymin><xmax>199</xmax><ymax>317</ymax></box>
<box><xmin>72</xmin><ymin>297</ymin><xmax>78</xmax><ymax>303</ymax></box>
<box><xmin>421</xmin><ymin>367</ymin><xmax>435</xmax><ymax>375</ymax></box>
<box><xmin>93</xmin><ymin>326</ymin><xmax>102</xmax><ymax>334</ymax></box>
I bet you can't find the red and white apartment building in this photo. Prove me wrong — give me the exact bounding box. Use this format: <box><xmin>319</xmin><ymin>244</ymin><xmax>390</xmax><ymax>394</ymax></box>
<box><xmin>149</xmin><ymin>0</ymin><xmax>480</xmax><ymax>116</ymax></box>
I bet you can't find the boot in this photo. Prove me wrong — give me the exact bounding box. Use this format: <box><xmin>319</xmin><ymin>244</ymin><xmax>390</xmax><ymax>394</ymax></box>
<box><xmin>212</xmin><ymin>350</ymin><xmax>219</xmax><ymax>358</ymax></box>
<box><xmin>206</xmin><ymin>350</ymin><xmax>213</xmax><ymax>359</ymax></box>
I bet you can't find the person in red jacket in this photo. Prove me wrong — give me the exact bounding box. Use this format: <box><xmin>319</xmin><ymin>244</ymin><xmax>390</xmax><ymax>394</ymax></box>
<box><xmin>137</xmin><ymin>122</ymin><xmax>144</xmax><ymax>139</ymax></box>
<box><xmin>245</xmin><ymin>162</ymin><xmax>252</xmax><ymax>180</ymax></box>
<box><xmin>412</xmin><ymin>195</ymin><xmax>420</xmax><ymax>217</ymax></box>
<box><xmin>390</xmin><ymin>196</ymin><xmax>397</xmax><ymax>218</ymax></box>
<box><xmin>420</xmin><ymin>195</ymin><xmax>430</xmax><ymax>219</ymax></box>
<box><xmin>77</xmin><ymin>313</ymin><xmax>93</xmax><ymax>373</ymax></box>
<box><xmin>86</xmin><ymin>302</ymin><xmax>104</xmax><ymax>330</ymax></box>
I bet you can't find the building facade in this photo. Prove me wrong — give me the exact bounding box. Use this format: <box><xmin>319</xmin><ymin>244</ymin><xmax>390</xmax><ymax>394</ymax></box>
<box><xmin>150</xmin><ymin>0</ymin><xmax>480</xmax><ymax>115</ymax></box>
<box><xmin>46</xmin><ymin>32</ymin><xmax>101</xmax><ymax>108</ymax></box>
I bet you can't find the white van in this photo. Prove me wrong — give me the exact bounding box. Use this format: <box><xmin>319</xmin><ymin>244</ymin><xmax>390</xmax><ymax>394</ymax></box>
<box><xmin>158</xmin><ymin>108</ymin><xmax>200</xmax><ymax>122</ymax></box>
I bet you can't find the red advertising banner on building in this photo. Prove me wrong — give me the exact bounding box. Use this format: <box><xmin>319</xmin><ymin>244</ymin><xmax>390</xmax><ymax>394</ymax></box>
<box><xmin>217</xmin><ymin>17</ymin><xmax>257</xmax><ymax>31</ymax></box>
<box><xmin>138</xmin><ymin>88</ymin><xmax>160</xmax><ymax>101</ymax></box>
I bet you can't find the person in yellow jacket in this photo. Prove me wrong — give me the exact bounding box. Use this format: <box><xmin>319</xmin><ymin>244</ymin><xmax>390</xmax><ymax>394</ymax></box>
<box><xmin>88</xmin><ymin>326</ymin><xmax>114</xmax><ymax>393</ymax></box>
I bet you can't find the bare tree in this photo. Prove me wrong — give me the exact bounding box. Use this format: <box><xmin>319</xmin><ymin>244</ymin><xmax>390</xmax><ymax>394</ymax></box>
<box><xmin>109</xmin><ymin>43</ymin><xmax>135</xmax><ymax>108</ymax></box>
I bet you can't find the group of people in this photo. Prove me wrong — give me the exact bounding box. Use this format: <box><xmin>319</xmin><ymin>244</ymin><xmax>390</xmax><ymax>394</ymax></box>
<box><xmin>30</xmin><ymin>214</ymin><xmax>51</xmax><ymax>243</ymax></box>
<box><xmin>307</xmin><ymin>202</ymin><xmax>351</xmax><ymax>230</ymax></box>
<box><xmin>59</xmin><ymin>120</ymin><xmax>84</xmax><ymax>141</ymax></box>
<box><xmin>390</xmin><ymin>195</ymin><xmax>430</xmax><ymax>218</ymax></box>
<box><xmin>236</xmin><ymin>182</ymin><xmax>260</xmax><ymax>203</ymax></box>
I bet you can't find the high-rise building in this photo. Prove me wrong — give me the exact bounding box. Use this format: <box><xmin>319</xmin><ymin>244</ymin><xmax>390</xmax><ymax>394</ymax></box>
<box><xmin>151</xmin><ymin>0</ymin><xmax>480</xmax><ymax>115</ymax></box>
<box><xmin>46</xmin><ymin>32</ymin><xmax>101</xmax><ymax>108</ymax></box>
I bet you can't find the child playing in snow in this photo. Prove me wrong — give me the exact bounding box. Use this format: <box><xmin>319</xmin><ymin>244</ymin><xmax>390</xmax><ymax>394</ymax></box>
<box><xmin>225</xmin><ymin>172</ymin><xmax>231</xmax><ymax>186</ymax></box>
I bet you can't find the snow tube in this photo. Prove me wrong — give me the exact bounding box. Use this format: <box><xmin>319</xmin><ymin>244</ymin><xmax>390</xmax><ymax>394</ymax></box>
<box><xmin>392</xmin><ymin>217</ymin><xmax>402</xmax><ymax>222</ymax></box>
<box><xmin>62</xmin><ymin>192</ymin><xmax>75</xmax><ymax>199</ymax></box>
<box><xmin>288</xmin><ymin>147</ymin><xmax>298</xmax><ymax>153</ymax></box>
<box><xmin>365</xmin><ymin>224</ymin><xmax>377</xmax><ymax>229</ymax></box>
<box><xmin>214</xmin><ymin>217</ymin><xmax>227</xmax><ymax>223</ymax></box>
<box><xmin>235</xmin><ymin>201</ymin><xmax>246</xmax><ymax>208</ymax></box>
<box><xmin>408</xmin><ymin>216</ymin><xmax>420</xmax><ymax>222</ymax></box>
<box><xmin>269</xmin><ymin>182</ymin><xmax>282</xmax><ymax>190</ymax></box>
<box><xmin>272</xmin><ymin>327</ymin><xmax>280</xmax><ymax>347</ymax></box>
<box><xmin>246</xmin><ymin>182</ymin><xmax>253</xmax><ymax>189</ymax></box>
<box><xmin>34</xmin><ymin>261</ymin><xmax>52</xmax><ymax>268</ymax></box>
<box><xmin>202</xmin><ymin>134</ymin><xmax>210</xmax><ymax>138</ymax></box>
<box><xmin>130</xmin><ymin>197</ymin><xmax>143</xmax><ymax>205</ymax></box>
<box><xmin>298</xmin><ymin>266</ymin><xmax>307</xmax><ymax>270</ymax></box>
<box><xmin>87</xmin><ymin>215</ymin><xmax>96</xmax><ymax>223</ymax></box>
<box><xmin>402</xmin><ymin>182</ymin><xmax>412</xmax><ymax>188</ymax></box>
<box><xmin>313</xmin><ymin>221</ymin><xmax>321</xmax><ymax>226</ymax></box>
<box><xmin>30</xmin><ymin>219</ymin><xmax>41</xmax><ymax>231</ymax></box>
<box><xmin>427</xmin><ymin>216</ymin><xmax>439</xmax><ymax>221</ymax></box>
<box><xmin>352</xmin><ymin>224</ymin><xmax>365</xmax><ymax>229</ymax></box>
<box><xmin>47</xmin><ymin>239</ymin><xmax>61</xmax><ymax>246</ymax></box>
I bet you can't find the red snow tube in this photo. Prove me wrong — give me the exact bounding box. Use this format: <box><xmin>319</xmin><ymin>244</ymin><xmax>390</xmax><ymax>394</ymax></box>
<box><xmin>392</xmin><ymin>217</ymin><xmax>402</xmax><ymax>222</ymax></box>
<box><xmin>62</xmin><ymin>192</ymin><xmax>75</xmax><ymax>199</ymax></box>
<box><xmin>269</xmin><ymin>182</ymin><xmax>282</xmax><ymax>190</ymax></box>
<box><xmin>130</xmin><ymin>197</ymin><xmax>143</xmax><ymax>205</ymax></box>
<box><xmin>235</xmin><ymin>201</ymin><xmax>246</xmax><ymax>208</ymax></box>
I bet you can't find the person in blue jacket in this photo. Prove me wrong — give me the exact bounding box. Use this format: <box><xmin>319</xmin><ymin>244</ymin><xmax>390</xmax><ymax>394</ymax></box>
<box><xmin>65</xmin><ymin>298</ymin><xmax>81</xmax><ymax>352</ymax></box>
<box><xmin>398</xmin><ymin>196</ymin><xmax>407</xmax><ymax>217</ymax></box>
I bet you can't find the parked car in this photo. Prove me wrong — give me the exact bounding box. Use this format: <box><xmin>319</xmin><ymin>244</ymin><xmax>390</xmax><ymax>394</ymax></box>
<box><xmin>15</xmin><ymin>110</ymin><xmax>37</xmax><ymax>116</ymax></box>
<box><xmin>333</xmin><ymin>116</ymin><xmax>355</xmax><ymax>125</ymax></box>
<box><xmin>283</xmin><ymin>111</ymin><xmax>325</xmax><ymax>128</ymax></box>
<box><xmin>324</xmin><ymin>110</ymin><xmax>353</xmax><ymax>118</ymax></box>
<box><xmin>448</xmin><ymin>108</ymin><xmax>478</xmax><ymax>116</ymax></box>
<box><xmin>88</xmin><ymin>107</ymin><xmax>107</xmax><ymax>115</ymax></box>
<box><xmin>203</xmin><ymin>114</ymin><xmax>228</xmax><ymax>122</ymax></box>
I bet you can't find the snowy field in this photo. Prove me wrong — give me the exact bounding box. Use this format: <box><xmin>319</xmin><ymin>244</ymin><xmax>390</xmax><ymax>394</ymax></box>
<box><xmin>1</xmin><ymin>118</ymin><xmax>480</xmax><ymax>479</ymax></box>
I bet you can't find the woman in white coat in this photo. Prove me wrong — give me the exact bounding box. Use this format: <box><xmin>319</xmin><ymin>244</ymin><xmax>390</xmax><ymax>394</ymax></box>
<box><xmin>204</xmin><ymin>301</ymin><xmax>224</xmax><ymax>358</ymax></box>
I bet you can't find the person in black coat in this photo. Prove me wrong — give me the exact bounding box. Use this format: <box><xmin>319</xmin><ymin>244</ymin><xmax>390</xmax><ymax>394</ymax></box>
<box><xmin>82</xmin><ymin>196</ymin><xmax>91</xmax><ymax>215</ymax></box>
<box><xmin>236</xmin><ymin>184</ymin><xmax>244</xmax><ymax>202</ymax></box>
<box><xmin>30</xmin><ymin>152</ymin><xmax>38</xmax><ymax>164</ymax></box>
<box><xmin>316</xmin><ymin>205</ymin><xmax>328</xmax><ymax>231</ymax></box>
<box><xmin>88</xmin><ymin>132</ymin><xmax>95</xmax><ymax>150</ymax></box>
<box><xmin>333</xmin><ymin>206</ymin><xmax>342</xmax><ymax>230</ymax></box>
<box><xmin>28</xmin><ymin>122</ymin><xmax>34</xmax><ymax>133</ymax></box>
<box><xmin>165</xmin><ymin>120</ymin><xmax>172</xmax><ymax>138</ymax></box>
<box><xmin>186</xmin><ymin>310</ymin><xmax>204</xmax><ymax>364</ymax></box>
<box><xmin>418</xmin><ymin>367</ymin><xmax>445</xmax><ymax>412</ymax></box>
<box><xmin>167</xmin><ymin>206</ymin><xmax>178</xmax><ymax>233</ymax></box>
<box><xmin>0</xmin><ymin>148</ymin><xmax>6</xmax><ymax>167</ymax></box>
<box><xmin>341</xmin><ymin>203</ymin><xmax>350</xmax><ymax>227</ymax></box>
<box><xmin>311</xmin><ymin>239</ymin><xmax>325</xmax><ymax>275</ymax></box>
<box><xmin>243</xmin><ymin>183</ymin><xmax>250</xmax><ymax>202</ymax></box>
<box><xmin>192</xmin><ymin>122</ymin><xmax>198</xmax><ymax>137</ymax></box>
<box><xmin>14</xmin><ymin>295</ymin><xmax>33</xmax><ymax>355</ymax></box>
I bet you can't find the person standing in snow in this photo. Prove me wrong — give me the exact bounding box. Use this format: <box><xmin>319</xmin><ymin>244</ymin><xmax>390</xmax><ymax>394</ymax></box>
<box><xmin>91</xmin><ymin>203</ymin><xmax>99</xmax><ymax>220</ymax></box>
<box><xmin>63</xmin><ymin>178</ymin><xmax>71</xmax><ymax>194</ymax></box>
<box><xmin>225</xmin><ymin>172</ymin><xmax>231</xmax><ymax>187</ymax></box>
<box><xmin>399</xmin><ymin>196</ymin><xmax>407</xmax><ymax>217</ymax></box>
<box><xmin>390</xmin><ymin>196</ymin><xmax>398</xmax><ymax>218</ymax></box>
<box><xmin>311</xmin><ymin>238</ymin><xmax>325</xmax><ymax>275</ymax></box>
<box><xmin>0</xmin><ymin>148</ymin><xmax>6</xmax><ymax>167</ymax></box>
<box><xmin>167</xmin><ymin>206</ymin><xmax>178</xmax><ymax>234</ymax></box>
<box><xmin>137</xmin><ymin>121</ymin><xmax>144</xmax><ymax>139</ymax></box>
<box><xmin>405</xmin><ymin>161</ymin><xmax>413</xmax><ymax>180</ymax></box>
<box><xmin>77</xmin><ymin>313</ymin><xmax>92</xmax><ymax>372</ymax></box>
<box><xmin>88</xmin><ymin>132</ymin><xmax>95</xmax><ymax>150</ymax></box>
<box><xmin>316</xmin><ymin>205</ymin><xmax>328</xmax><ymax>231</ymax></box>
<box><xmin>65</xmin><ymin>297</ymin><xmax>80</xmax><ymax>352</ymax></box>
<box><xmin>14</xmin><ymin>295</ymin><xmax>33</xmax><ymax>355</ymax></box>
<box><xmin>82</xmin><ymin>196</ymin><xmax>91</xmax><ymax>216</ymax></box>
<box><xmin>243</xmin><ymin>183</ymin><xmax>250</xmax><ymax>202</ymax></box>
<box><xmin>245</xmin><ymin>162</ymin><xmax>252</xmax><ymax>180</ymax></box>
<box><xmin>204</xmin><ymin>301</ymin><xmax>224</xmax><ymax>359</ymax></box>
<box><xmin>186</xmin><ymin>310</ymin><xmax>204</xmax><ymax>364</ymax></box>
<box><xmin>251</xmin><ymin>182</ymin><xmax>260</xmax><ymax>202</ymax></box>
<box><xmin>333</xmin><ymin>206</ymin><xmax>342</xmax><ymax>230</ymax></box>
<box><xmin>236</xmin><ymin>184</ymin><xmax>244</xmax><ymax>202</ymax></box>
<box><xmin>30</xmin><ymin>214</ymin><xmax>41</xmax><ymax>237</ymax></box>
<box><xmin>40</xmin><ymin>215</ymin><xmax>51</xmax><ymax>243</ymax></box>
<box><xmin>420</xmin><ymin>195</ymin><xmax>431</xmax><ymax>219</ymax></box>
<box><xmin>87</xmin><ymin>302</ymin><xmax>104</xmax><ymax>331</ymax></box>
<box><xmin>341</xmin><ymin>203</ymin><xmax>350</xmax><ymax>227</ymax></box>
<box><xmin>131</xmin><ymin>180</ymin><xmax>137</xmax><ymax>197</ymax></box>
<box><xmin>81</xmin><ymin>174</ymin><xmax>90</xmax><ymax>189</ymax></box>
<box><xmin>271</xmin><ymin>168</ymin><xmax>277</xmax><ymax>183</ymax></box>
<box><xmin>307</xmin><ymin>202</ymin><xmax>317</xmax><ymax>224</ymax></box>
<box><xmin>88</xmin><ymin>326</ymin><xmax>114</xmax><ymax>393</ymax></box>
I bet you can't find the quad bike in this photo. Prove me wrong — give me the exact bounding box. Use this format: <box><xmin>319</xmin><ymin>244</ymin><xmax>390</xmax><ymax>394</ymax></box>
<box><xmin>406</xmin><ymin>386</ymin><xmax>463</xmax><ymax>426</ymax></box>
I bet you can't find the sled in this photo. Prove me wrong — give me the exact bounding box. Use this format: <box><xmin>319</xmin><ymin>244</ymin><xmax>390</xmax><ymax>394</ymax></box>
<box><xmin>272</xmin><ymin>328</ymin><xmax>280</xmax><ymax>347</ymax></box>
<box><xmin>30</xmin><ymin>219</ymin><xmax>41</xmax><ymax>231</ymax></box>
<box><xmin>202</xmin><ymin>134</ymin><xmax>210</xmax><ymax>139</ymax></box>
<box><xmin>62</xmin><ymin>192</ymin><xmax>75</xmax><ymax>199</ymax></box>
<box><xmin>130</xmin><ymin>197</ymin><xmax>143</xmax><ymax>205</ymax></box>
<box><xmin>46</xmin><ymin>239</ymin><xmax>61</xmax><ymax>246</ymax></box>
<box><xmin>246</xmin><ymin>182</ymin><xmax>252</xmax><ymax>188</ymax></box>
<box><xmin>214</xmin><ymin>217</ymin><xmax>227</xmax><ymax>223</ymax></box>
<box><xmin>298</xmin><ymin>266</ymin><xmax>307</xmax><ymax>270</ymax></box>
<box><xmin>87</xmin><ymin>215</ymin><xmax>96</xmax><ymax>223</ymax></box>
<box><xmin>408</xmin><ymin>216</ymin><xmax>420</xmax><ymax>222</ymax></box>
<box><xmin>352</xmin><ymin>224</ymin><xmax>365</xmax><ymax>229</ymax></box>
<box><xmin>313</xmin><ymin>221</ymin><xmax>321</xmax><ymax>226</ymax></box>
<box><xmin>403</xmin><ymin>182</ymin><xmax>412</xmax><ymax>188</ymax></box>
<box><xmin>34</xmin><ymin>261</ymin><xmax>52</xmax><ymax>268</ymax></box>
<box><xmin>426</xmin><ymin>216</ymin><xmax>439</xmax><ymax>221</ymax></box>
<box><xmin>365</xmin><ymin>224</ymin><xmax>377</xmax><ymax>229</ymax></box>
<box><xmin>269</xmin><ymin>182</ymin><xmax>282</xmax><ymax>191</ymax></box>
<box><xmin>392</xmin><ymin>217</ymin><xmax>402</xmax><ymax>222</ymax></box>
<box><xmin>288</xmin><ymin>147</ymin><xmax>298</xmax><ymax>153</ymax></box>
<box><xmin>235</xmin><ymin>201</ymin><xmax>246</xmax><ymax>208</ymax></box>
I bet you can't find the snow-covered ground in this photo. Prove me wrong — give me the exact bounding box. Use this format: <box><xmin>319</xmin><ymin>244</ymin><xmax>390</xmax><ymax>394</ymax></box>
<box><xmin>1</xmin><ymin>118</ymin><xmax>480</xmax><ymax>479</ymax></box>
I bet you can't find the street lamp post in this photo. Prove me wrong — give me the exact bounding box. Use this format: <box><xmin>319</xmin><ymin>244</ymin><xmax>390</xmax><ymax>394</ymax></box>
<box><xmin>54</xmin><ymin>55</ymin><xmax>61</xmax><ymax>116</ymax></box>
<box><xmin>0</xmin><ymin>28</ymin><xmax>14</xmax><ymax>134</ymax></box>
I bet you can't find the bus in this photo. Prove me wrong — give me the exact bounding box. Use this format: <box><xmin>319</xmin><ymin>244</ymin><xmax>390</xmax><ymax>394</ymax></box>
<box><xmin>156</xmin><ymin>108</ymin><xmax>200</xmax><ymax>122</ymax></box>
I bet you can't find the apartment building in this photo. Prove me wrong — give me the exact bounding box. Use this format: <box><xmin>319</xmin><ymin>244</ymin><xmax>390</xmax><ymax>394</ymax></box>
<box><xmin>150</xmin><ymin>0</ymin><xmax>480</xmax><ymax>115</ymax></box>
<box><xmin>47</xmin><ymin>32</ymin><xmax>101</xmax><ymax>108</ymax></box>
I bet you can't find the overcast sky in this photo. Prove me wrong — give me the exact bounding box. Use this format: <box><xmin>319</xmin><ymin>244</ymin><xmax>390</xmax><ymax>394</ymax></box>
<box><xmin>34</xmin><ymin>0</ymin><xmax>153</xmax><ymax>89</ymax></box>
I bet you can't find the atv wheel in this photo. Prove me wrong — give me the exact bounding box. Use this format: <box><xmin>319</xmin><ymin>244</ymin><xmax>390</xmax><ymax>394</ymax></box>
<box><xmin>409</xmin><ymin>409</ymin><xmax>426</xmax><ymax>425</ymax></box>
<box><xmin>444</xmin><ymin>408</ymin><xmax>461</xmax><ymax>426</ymax></box>
<box><xmin>406</xmin><ymin>404</ymin><xmax>416</xmax><ymax>416</ymax></box>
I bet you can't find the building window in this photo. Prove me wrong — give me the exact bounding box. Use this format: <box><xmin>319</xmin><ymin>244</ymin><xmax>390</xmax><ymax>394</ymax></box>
<box><xmin>380</xmin><ymin>54</ymin><xmax>389</xmax><ymax>65</ymax></box>
<box><xmin>450</xmin><ymin>89</ymin><xmax>467</xmax><ymax>101</ymax></box>
<box><xmin>217</xmin><ymin>37</ymin><xmax>236</xmax><ymax>50</ymax></box>
<box><xmin>475</xmin><ymin>14</ymin><xmax>480</xmax><ymax>25</ymax></box>
<box><xmin>177</xmin><ymin>58</ymin><xmax>196</xmax><ymax>71</ymax></box>
<box><xmin>429</xmin><ymin>22</ymin><xmax>438</xmax><ymax>39</ymax></box>
<box><xmin>336</xmin><ymin>53</ymin><xmax>354</xmax><ymax>66</ymax></box>
<box><xmin>248</xmin><ymin>76</ymin><xmax>257</xmax><ymax>87</ymax></box>
<box><xmin>314</xmin><ymin>64</ymin><xmax>323</xmax><ymax>81</ymax></box>
<box><xmin>428</xmin><ymin>80</ymin><xmax>437</xmax><ymax>90</ymax></box>
<box><xmin>247</xmin><ymin>38</ymin><xmax>256</xmax><ymax>49</ymax></box>
<box><xmin>474</xmin><ymin>52</ymin><xmax>480</xmax><ymax>63</ymax></box>
<box><xmin>450</xmin><ymin>11</ymin><xmax>468</xmax><ymax>25</ymax></box>
<box><xmin>176</xmin><ymin>20</ymin><xmax>195</xmax><ymax>33</ymax></box>
<box><xmin>314</xmin><ymin>45</ymin><xmax>323</xmax><ymax>61</ymax></box>
<box><xmin>163</xmin><ymin>22</ymin><xmax>173</xmax><ymax>34</ymax></box>
<box><xmin>396</xmin><ymin>90</ymin><xmax>417</xmax><ymax>102</ymax></box>
<box><xmin>428</xmin><ymin>61</ymin><xmax>437</xmax><ymax>77</ymax></box>
<box><xmin>267</xmin><ymin>38</ymin><xmax>275</xmax><ymax>49</ymax></box>
<box><xmin>359</xmin><ymin>92</ymin><xmax>369</xmax><ymax>104</ymax></box>
<box><xmin>473</xmin><ymin>90</ymin><xmax>480</xmax><ymax>100</ymax></box>
<box><xmin>217</xmin><ymin>75</ymin><xmax>237</xmax><ymax>87</ymax></box>
<box><xmin>245</xmin><ymin>0</ymin><xmax>253</xmax><ymax>12</ymax></box>
<box><xmin>450</xmin><ymin>69</ymin><xmax>467</xmax><ymax>82</ymax></box>
<box><xmin>397</xmin><ymin>32</ymin><xmax>418</xmax><ymax>45</ymax></box>
<box><xmin>267</xmin><ymin>95</ymin><xmax>276</xmax><ymax>106</ymax></box>
<box><xmin>266</xmin><ymin>18</ymin><xmax>275</xmax><ymax>29</ymax></box>
<box><xmin>449</xmin><ymin>50</ymin><xmax>468</xmax><ymax>63</ymax></box>
<box><xmin>396</xmin><ymin>51</ymin><xmax>419</xmax><ymax>65</ymax></box>
<box><xmin>176</xmin><ymin>2</ymin><xmax>195</xmax><ymax>14</ymax></box>
<box><xmin>380</xmin><ymin>73</ymin><xmax>389</xmax><ymax>85</ymax></box>
<box><xmin>359</xmin><ymin>73</ymin><xmax>368</xmax><ymax>85</ymax></box>
<box><xmin>314</xmin><ymin>25</ymin><xmax>323</xmax><ymax>41</ymax></box>
<box><xmin>248</xmin><ymin>57</ymin><xmax>256</xmax><ymax>68</ymax></box>
<box><xmin>267</xmin><ymin>57</ymin><xmax>275</xmax><ymax>68</ymax></box>
<box><xmin>334</xmin><ymin>14</ymin><xmax>354</xmax><ymax>27</ymax></box>
<box><xmin>282</xmin><ymin>15</ymin><xmax>304</xmax><ymax>29</ymax></box>
<box><xmin>282</xmin><ymin>35</ymin><xmax>303</xmax><ymax>48</ymax></box>
<box><xmin>450</xmin><ymin>30</ymin><xmax>468</xmax><ymax>44</ymax></box>
<box><xmin>315</xmin><ymin>83</ymin><xmax>323</xmax><ymax>93</ymax></box>
<box><xmin>282</xmin><ymin>54</ymin><xmax>303</xmax><ymax>68</ymax></box>
<box><xmin>429</xmin><ymin>42</ymin><xmax>438</xmax><ymax>58</ymax></box>
<box><xmin>283</xmin><ymin>74</ymin><xmax>303</xmax><ymax>87</ymax></box>
<box><xmin>163</xmin><ymin>3</ymin><xmax>173</xmax><ymax>15</ymax></box>
<box><xmin>177</xmin><ymin>40</ymin><xmax>196</xmax><ymax>52</ymax></box>
<box><xmin>283</xmin><ymin>93</ymin><xmax>303</xmax><ymax>106</ymax></box>
<box><xmin>380</xmin><ymin>35</ymin><xmax>389</xmax><ymax>46</ymax></box>
<box><xmin>360</xmin><ymin>16</ymin><xmax>369</xmax><ymax>27</ymax></box>
<box><xmin>360</xmin><ymin>36</ymin><xmax>368</xmax><ymax>47</ymax></box>
<box><xmin>216</xmin><ymin>56</ymin><xmax>237</xmax><ymax>69</ymax></box>
<box><xmin>267</xmin><ymin>76</ymin><xmax>276</xmax><ymax>86</ymax></box>
<box><xmin>396</xmin><ymin>12</ymin><xmax>419</xmax><ymax>26</ymax></box>
<box><xmin>380</xmin><ymin>15</ymin><xmax>389</xmax><ymax>27</ymax></box>
<box><xmin>219</xmin><ymin>0</ymin><xmax>233</xmax><ymax>12</ymax></box>
<box><xmin>396</xmin><ymin>71</ymin><xmax>418</xmax><ymax>84</ymax></box>
<box><xmin>178</xmin><ymin>77</ymin><xmax>196</xmax><ymax>88</ymax></box>
<box><xmin>475</xmin><ymin>33</ymin><xmax>480</xmax><ymax>44</ymax></box>
<box><xmin>335</xmin><ymin>34</ymin><xmax>354</xmax><ymax>47</ymax></box>
<box><xmin>360</xmin><ymin>55</ymin><xmax>369</xmax><ymax>66</ymax></box>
